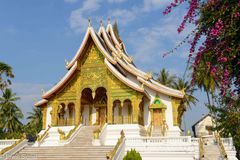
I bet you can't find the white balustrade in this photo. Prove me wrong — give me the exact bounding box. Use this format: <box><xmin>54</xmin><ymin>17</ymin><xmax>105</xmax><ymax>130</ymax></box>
<box><xmin>126</xmin><ymin>136</ymin><xmax>191</xmax><ymax>146</ymax></box>
<box><xmin>0</xmin><ymin>139</ymin><xmax>28</xmax><ymax>160</ymax></box>
<box><xmin>0</xmin><ymin>140</ymin><xmax>19</xmax><ymax>151</ymax></box>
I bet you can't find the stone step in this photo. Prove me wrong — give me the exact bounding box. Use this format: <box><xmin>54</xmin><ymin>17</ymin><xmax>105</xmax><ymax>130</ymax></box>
<box><xmin>9</xmin><ymin>125</ymin><xmax>113</xmax><ymax>160</ymax></box>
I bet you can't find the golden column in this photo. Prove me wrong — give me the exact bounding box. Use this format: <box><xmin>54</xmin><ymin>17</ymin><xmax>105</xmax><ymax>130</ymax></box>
<box><xmin>171</xmin><ymin>98</ymin><xmax>182</xmax><ymax>126</ymax></box>
<box><xmin>52</xmin><ymin>100</ymin><xmax>59</xmax><ymax>126</ymax></box>
<box><xmin>106</xmin><ymin>73</ymin><xmax>113</xmax><ymax>124</ymax></box>
<box><xmin>75</xmin><ymin>93</ymin><xmax>81</xmax><ymax>125</ymax></box>
<box><xmin>41</xmin><ymin>106</ymin><xmax>47</xmax><ymax>129</ymax></box>
<box><xmin>150</xmin><ymin>109</ymin><xmax>154</xmax><ymax>124</ymax></box>
<box><xmin>107</xmin><ymin>97</ymin><xmax>113</xmax><ymax>124</ymax></box>
<box><xmin>132</xmin><ymin>95</ymin><xmax>142</xmax><ymax>124</ymax></box>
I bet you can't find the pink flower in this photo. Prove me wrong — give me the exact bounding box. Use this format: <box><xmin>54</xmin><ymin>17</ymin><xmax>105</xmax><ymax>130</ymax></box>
<box><xmin>234</xmin><ymin>12</ymin><xmax>240</xmax><ymax>18</ymax></box>
<box><xmin>210</xmin><ymin>19</ymin><xmax>224</xmax><ymax>36</ymax></box>
<box><xmin>218</xmin><ymin>57</ymin><xmax>228</xmax><ymax>63</ymax></box>
<box><xmin>226</xmin><ymin>47</ymin><xmax>231</xmax><ymax>52</ymax></box>
<box><xmin>210</xmin><ymin>67</ymin><xmax>217</xmax><ymax>75</ymax></box>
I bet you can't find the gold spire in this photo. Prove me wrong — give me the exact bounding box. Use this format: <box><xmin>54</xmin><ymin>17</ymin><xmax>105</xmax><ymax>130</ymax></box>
<box><xmin>41</xmin><ymin>89</ymin><xmax>45</xmax><ymax>94</ymax></box>
<box><xmin>100</xmin><ymin>17</ymin><xmax>103</xmax><ymax>26</ymax></box>
<box><xmin>88</xmin><ymin>18</ymin><xmax>91</xmax><ymax>27</ymax></box>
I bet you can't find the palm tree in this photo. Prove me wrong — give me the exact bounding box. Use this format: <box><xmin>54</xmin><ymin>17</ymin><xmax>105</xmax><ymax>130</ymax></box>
<box><xmin>173</xmin><ymin>78</ymin><xmax>198</xmax><ymax>109</ymax></box>
<box><xmin>0</xmin><ymin>88</ymin><xmax>23</xmax><ymax>135</ymax></box>
<box><xmin>194</xmin><ymin>59</ymin><xmax>218</xmax><ymax>106</ymax></box>
<box><xmin>155</xmin><ymin>68</ymin><xmax>176</xmax><ymax>87</ymax></box>
<box><xmin>173</xmin><ymin>78</ymin><xmax>198</xmax><ymax>133</ymax></box>
<box><xmin>27</xmin><ymin>107</ymin><xmax>42</xmax><ymax>133</ymax></box>
<box><xmin>0</xmin><ymin>62</ymin><xmax>14</xmax><ymax>91</ymax></box>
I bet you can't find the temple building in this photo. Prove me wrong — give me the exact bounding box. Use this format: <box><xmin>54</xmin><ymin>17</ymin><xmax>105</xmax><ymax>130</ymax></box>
<box><xmin>35</xmin><ymin>20</ymin><xmax>185</xmax><ymax>137</ymax></box>
<box><xmin>2</xmin><ymin>20</ymin><xmax>237</xmax><ymax>160</ymax></box>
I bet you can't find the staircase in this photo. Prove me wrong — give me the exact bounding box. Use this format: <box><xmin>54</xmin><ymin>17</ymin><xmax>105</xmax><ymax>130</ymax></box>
<box><xmin>202</xmin><ymin>137</ymin><xmax>223</xmax><ymax>160</ymax></box>
<box><xmin>9</xmin><ymin>126</ymin><xmax>113</xmax><ymax>160</ymax></box>
<box><xmin>203</xmin><ymin>144</ymin><xmax>222</xmax><ymax>160</ymax></box>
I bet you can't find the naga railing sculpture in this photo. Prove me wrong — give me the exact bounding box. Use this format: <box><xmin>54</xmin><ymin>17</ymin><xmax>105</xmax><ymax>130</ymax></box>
<box><xmin>106</xmin><ymin>130</ymin><xmax>125</xmax><ymax>160</ymax></box>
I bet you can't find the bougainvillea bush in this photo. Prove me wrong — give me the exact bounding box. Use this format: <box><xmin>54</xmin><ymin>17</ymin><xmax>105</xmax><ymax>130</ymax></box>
<box><xmin>164</xmin><ymin>0</ymin><xmax>240</xmax><ymax>157</ymax></box>
<box><xmin>164</xmin><ymin>0</ymin><xmax>240</xmax><ymax>97</ymax></box>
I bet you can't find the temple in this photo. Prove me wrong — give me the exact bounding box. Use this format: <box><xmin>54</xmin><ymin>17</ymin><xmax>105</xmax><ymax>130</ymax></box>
<box><xmin>2</xmin><ymin>21</ymin><xmax>237</xmax><ymax>160</ymax></box>
<box><xmin>35</xmin><ymin>20</ymin><xmax>185</xmax><ymax>137</ymax></box>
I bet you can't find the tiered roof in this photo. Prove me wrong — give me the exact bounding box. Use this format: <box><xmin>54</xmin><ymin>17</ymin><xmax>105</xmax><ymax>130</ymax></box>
<box><xmin>35</xmin><ymin>21</ymin><xmax>184</xmax><ymax>107</ymax></box>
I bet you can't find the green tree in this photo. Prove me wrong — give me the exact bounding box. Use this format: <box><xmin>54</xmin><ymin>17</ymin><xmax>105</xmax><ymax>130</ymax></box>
<box><xmin>173</xmin><ymin>78</ymin><xmax>198</xmax><ymax>128</ymax></box>
<box><xmin>194</xmin><ymin>57</ymin><xmax>218</xmax><ymax>106</ymax></box>
<box><xmin>27</xmin><ymin>107</ymin><xmax>42</xmax><ymax>134</ymax></box>
<box><xmin>0</xmin><ymin>62</ymin><xmax>14</xmax><ymax>91</ymax></box>
<box><xmin>0</xmin><ymin>88</ymin><xmax>23</xmax><ymax>137</ymax></box>
<box><xmin>173</xmin><ymin>78</ymin><xmax>198</xmax><ymax>109</ymax></box>
<box><xmin>155</xmin><ymin>68</ymin><xmax>176</xmax><ymax>87</ymax></box>
<box><xmin>209</xmin><ymin>95</ymin><xmax>240</xmax><ymax>159</ymax></box>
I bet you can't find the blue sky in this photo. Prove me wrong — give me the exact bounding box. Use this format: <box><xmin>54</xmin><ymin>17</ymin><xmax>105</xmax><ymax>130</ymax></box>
<box><xmin>0</xmin><ymin>0</ymin><xmax>208</xmax><ymax>132</ymax></box>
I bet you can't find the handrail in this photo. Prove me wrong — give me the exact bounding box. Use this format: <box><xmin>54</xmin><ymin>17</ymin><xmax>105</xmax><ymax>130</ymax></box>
<box><xmin>37</xmin><ymin>125</ymin><xmax>51</xmax><ymax>145</ymax></box>
<box><xmin>106</xmin><ymin>130</ymin><xmax>125</xmax><ymax>160</ymax></box>
<box><xmin>64</xmin><ymin>124</ymin><xmax>82</xmax><ymax>144</ymax></box>
<box><xmin>93</xmin><ymin>123</ymin><xmax>106</xmax><ymax>139</ymax></box>
<box><xmin>58</xmin><ymin>124</ymin><xmax>82</xmax><ymax>141</ymax></box>
<box><xmin>199</xmin><ymin>137</ymin><xmax>204</xmax><ymax>159</ymax></box>
<box><xmin>215</xmin><ymin>133</ymin><xmax>228</xmax><ymax>159</ymax></box>
<box><xmin>147</xmin><ymin>121</ymin><xmax>153</xmax><ymax>137</ymax></box>
<box><xmin>0</xmin><ymin>134</ymin><xmax>27</xmax><ymax>160</ymax></box>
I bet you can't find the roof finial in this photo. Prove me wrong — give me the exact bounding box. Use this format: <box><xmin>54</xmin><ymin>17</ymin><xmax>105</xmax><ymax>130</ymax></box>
<box><xmin>108</xmin><ymin>17</ymin><xmax>111</xmax><ymax>24</ymax></box>
<box><xmin>88</xmin><ymin>18</ymin><xmax>91</xmax><ymax>27</ymax></box>
<box><xmin>41</xmin><ymin>89</ymin><xmax>45</xmax><ymax>94</ymax></box>
<box><xmin>65</xmin><ymin>59</ymin><xmax>69</xmax><ymax>66</ymax></box>
<box><xmin>100</xmin><ymin>17</ymin><xmax>103</xmax><ymax>26</ymax></box>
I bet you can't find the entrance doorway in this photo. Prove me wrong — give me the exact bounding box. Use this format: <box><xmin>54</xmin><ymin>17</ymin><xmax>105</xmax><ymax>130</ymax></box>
<box><xmin>153</xmin><ymin>109</ymin><xmax>163</xmax><ymax>127</ymax></box>
<box><xmin>99</xmin><ymin>107</ymin><xmax>106</xmax><ymax>125</ymax></box>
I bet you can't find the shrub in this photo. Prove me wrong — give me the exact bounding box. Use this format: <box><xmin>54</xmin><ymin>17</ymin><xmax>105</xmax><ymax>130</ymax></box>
<box><xmin>123</xmin><ymin>149</ymin><xmax>142</xmax><ymax>160</ymax></box>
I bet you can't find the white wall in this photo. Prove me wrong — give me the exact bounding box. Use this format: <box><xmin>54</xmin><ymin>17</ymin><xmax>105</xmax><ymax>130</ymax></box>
<box><xmin>143</xmin><ymin>97</ymin><xmax>150</xmax><ymax>127</ymax></box>
<box><xmin>195</xmin><ymin>116</ymin><xmax>213</xmax><ymax>137</ymax></box>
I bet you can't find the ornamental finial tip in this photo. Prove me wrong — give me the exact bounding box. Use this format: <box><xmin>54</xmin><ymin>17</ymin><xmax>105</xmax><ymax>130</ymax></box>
<box><xmin>64</xmin><ymin>59</ymin><xmax>69</xmax><ymax>66</ymax></box>
<box><xmin>41</xmin><ymin>89</ymin><xmax>45</xmax><ymax>94</ymax></box>
<box><xmin>88</xmin><ymin>18</ymin><xmax>91</xmax><ymax>27</ymax></box>
<box><xmin>108</xmin><ymin>17</ymin><xmax>111</xmax><ymax>24</ymax></box>
<box><xmin>100</xmin><ymin>17</ymin><xmax>103</xmax><ymax>26</ymax></box>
